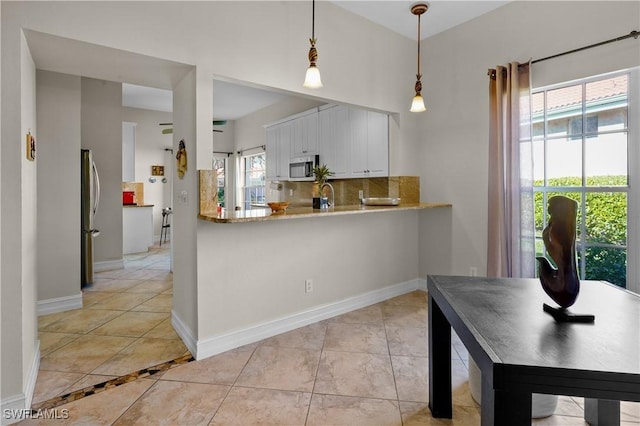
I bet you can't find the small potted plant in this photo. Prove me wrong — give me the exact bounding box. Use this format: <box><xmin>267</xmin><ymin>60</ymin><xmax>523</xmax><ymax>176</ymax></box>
<box><xmin>312</xmin><ymin>164</ymin><xmax>334</xmax><ymax>209</ymax></box>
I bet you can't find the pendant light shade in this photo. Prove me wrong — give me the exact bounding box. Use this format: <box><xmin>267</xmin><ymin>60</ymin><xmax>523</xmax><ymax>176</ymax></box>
<box><xmin>410</xmin><ymin>3</ymin><xmax>428</xmax><ymax>112</ymax></box>
<box><xmin>410</xmin><ymin>94</ymin><xmax>426</xmax><ymax>113</ymax></box>
<box><xmin>303</xmin><ymin>0</ymin><xmax>323</xmax><ymax>88</ymax></box>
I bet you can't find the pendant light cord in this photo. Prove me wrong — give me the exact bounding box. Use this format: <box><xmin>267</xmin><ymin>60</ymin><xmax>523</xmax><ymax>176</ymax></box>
<box><xmin>312</xmin><ymin>0</ymin><xmax>315</xmax><ymax>40</ymax></box>
<box><xmin>416</xmin><ymin>13</ymin><xmax>421</xmax><ymax>77</ymax></box>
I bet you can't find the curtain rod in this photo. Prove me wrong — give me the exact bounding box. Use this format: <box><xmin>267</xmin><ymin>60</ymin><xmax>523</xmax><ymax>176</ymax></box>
<box><xmin>530</xmin><ymin>30</ymin><xmax>639</xmax><ymax>65</ymax></box>
<box><xmin>213</xmin><ymin>151</ymin><xmax>233</xmax><ymax>156</ymax></box>
<box><xmin>237</xmin><ymin>145</ymin><xmax>266</xmax><ymax>155</ymax></box>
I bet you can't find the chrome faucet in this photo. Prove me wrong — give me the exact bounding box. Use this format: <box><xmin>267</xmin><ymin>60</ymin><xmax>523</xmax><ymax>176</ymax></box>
<box><xmin>321</xmin><ymin>182</ymin><xmax>335</xmax><ymax>209</ymax></box>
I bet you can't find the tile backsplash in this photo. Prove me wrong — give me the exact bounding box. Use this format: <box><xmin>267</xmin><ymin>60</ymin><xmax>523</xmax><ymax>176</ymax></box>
<box><xmin>267</xmin><ymin>176</ymin><xmax>420</xmax><ymax>207</ymax></box>
<box><xmin>122</xmin><ymin>182</ymin><xmax>144</xmax><ymax>205</ymax></box>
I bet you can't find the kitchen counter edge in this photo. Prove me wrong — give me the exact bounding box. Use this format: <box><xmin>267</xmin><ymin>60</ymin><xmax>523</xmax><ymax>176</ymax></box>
<box><xmin>198</xmin><ymin>203</ymin><xmax>451</xmax><ymax>224</ymax></box>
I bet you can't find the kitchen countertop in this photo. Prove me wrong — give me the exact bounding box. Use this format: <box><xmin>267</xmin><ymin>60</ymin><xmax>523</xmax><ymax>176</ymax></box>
<box><xmin>198</xmin><ymin>202</ymin><xmax>451</xmax><ymax>223</ymax></box>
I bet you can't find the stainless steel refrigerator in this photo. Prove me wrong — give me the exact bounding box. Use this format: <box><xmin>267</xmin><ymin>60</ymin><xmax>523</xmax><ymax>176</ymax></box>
<box><xmin>81</xmin><ymin>149</ymin><xmax>100</xmax><ymax>287</ymax></box>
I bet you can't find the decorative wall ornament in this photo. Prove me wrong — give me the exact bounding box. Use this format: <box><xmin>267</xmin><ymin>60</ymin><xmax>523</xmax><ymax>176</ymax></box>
<box><xmin>176</xmin><ymin>139</ymin><xmax>187</xmax><ymax>179</ymax></box>
<box><xmin>151</xmin><ymin>165</ymin><xmax>165</xmax><ymax>176</ymax></box>
<box><xmin>26</xmin><ymin>130</ymin><xmax>36</xmax><ymax>161</ymax></box>
<box><xmin>537</xmin><ymin>195</ymin><xmax>594</xmax><ymax>322</ymax></box>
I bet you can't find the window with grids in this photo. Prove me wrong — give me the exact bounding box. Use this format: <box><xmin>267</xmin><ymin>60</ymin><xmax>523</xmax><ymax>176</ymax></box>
<box><xmin>212</xmin><ymin>156</ymin><xmax>227</xmax><ymax>208</ymax></box>
<box><xmin>533</xmin><ymin>72</ymin><xmax>629</xmax><ymax>288</ymax></box>
<box><xmin>242</xmin><ymin>153</ymin><xmax>266</xmax><ymax>210</ymax></box>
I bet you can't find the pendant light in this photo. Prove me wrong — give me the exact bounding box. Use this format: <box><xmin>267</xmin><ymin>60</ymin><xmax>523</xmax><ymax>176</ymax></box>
<box><xmin>303</xmin><ymin>0</ymin><xmax>323</xmax><ymax>88</ymax></box>
<box><xmin>410</xmin><ymin>3</ymin><xmax>428</xmax><ymax>112</ymax></box>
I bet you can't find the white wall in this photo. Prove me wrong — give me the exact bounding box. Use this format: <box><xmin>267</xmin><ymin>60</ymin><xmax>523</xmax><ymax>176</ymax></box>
<box><xmin>80</xmin><ymin>78</ymin><xmax>123</xmax><ymax>266</ymax></box>
<box><xmin>19</xmin><ymin>30</ymin><xmax>39</xmax><ymax>413</ymax></box>
<box><xmin>196</xmin><ymin>209</ymin><xmax>420</xmax><ymax>357</ymax></box>
<box><xmin>1</xmin><ymin>28</ymin><xmax>39</xmax><ymax>419</ymax></box>
<box><xmin>171</xmin><ymin>69</ymin><xmax>199</xmax><ymax>341</ymax></box>
<box><xmin>234</xmin><ymin>97</ymin><xmax>325</xmax><ymax>152</ymax></box>
<box><xmin>0</xmin><ymin>3</ymin><xmax>3</xmax><ymax>404</ymax></box>
<box><xmin>418</xmin><ymin>1</ymin><xmax>640</xmax><ymax>279</ymax></box>
<box><xmin>122</xmin><ymin>107</ymin><xmax>173</xmax><ymax>238</ymax></box>
<box><xmin>36</xmin><ymin>70</ymin><xmax>81</xmax><ymax>304</ymax></box>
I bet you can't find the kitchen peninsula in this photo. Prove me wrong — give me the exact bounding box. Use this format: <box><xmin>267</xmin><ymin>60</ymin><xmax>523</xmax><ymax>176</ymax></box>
<box><xmin>188</xmin><ymin>172</ymin><xmax>452</xmax><ymax>360</ymax></box>
<box><xmin>200</xmin><ymin>202</ymin><xmax>449</xmax><ymax>223</ymax></box>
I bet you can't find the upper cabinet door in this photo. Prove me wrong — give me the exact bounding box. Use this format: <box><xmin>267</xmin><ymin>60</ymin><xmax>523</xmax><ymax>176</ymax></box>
<box><xmin>319</xmin><ymin>105</ymin><xmax>350</xmax><ymax>178</ymax></box>
<box><xmin>266</xmin><ymin>122</ymin><xmax>292</xmax><ymax>179</ymax></box>
<box><xmin>349</xmin><ymin>107</ymin><xmax>368</xmax><ymax>176</ymax></box>
<box><xmin>365</xmin><ymin>111</ymin><xmax>389</xmax><ymax>176</ymax></box>
<box><xmin>265</xmin><ymin>126</ymin><xmax>278</xmax><ymax>180</ymax></box>
<box><xmin>304</xmin><ymin>112</ymin><xmax>319</xmax><ymax>155</ymax></box>
<box><xmin>278</xmin><ymin>121</ymin><xmax>292</xmax><ymax>178</ymax></box>
<box><xmin>291</xmin><ymin>112</ymin><xmax>319</xmax><ymax>157</ymax></box>
<box><xmin>348</xmin><ymin>108</ymin><xmax>389</xmax><ymax>177</ymax></box>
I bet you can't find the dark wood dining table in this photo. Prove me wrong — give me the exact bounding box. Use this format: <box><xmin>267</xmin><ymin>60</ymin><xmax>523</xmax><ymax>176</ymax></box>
<box><xmin>427</xmin><ymin>275</ymin><xmax>640</xmax><ymax>425</ymax></box>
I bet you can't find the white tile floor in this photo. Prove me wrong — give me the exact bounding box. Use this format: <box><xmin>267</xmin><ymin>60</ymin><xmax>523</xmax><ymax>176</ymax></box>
<box><xmin>23</xmin><ymin>246</ymin><xmax>640</xmax><ymax>425</ymax></box>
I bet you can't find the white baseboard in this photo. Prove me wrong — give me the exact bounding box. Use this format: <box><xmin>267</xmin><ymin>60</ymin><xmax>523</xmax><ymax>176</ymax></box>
<box><xmin>195</xmin><ymin>278</ymin><xmax>424</xmax><ymax>361</ymax></box>
<box><xmin>1</xmin><ymin>392</ymin><xmax>26</xmax><ymax>425</ymax></box>
<box><xmin>1</xmin><ymin>342</ymin><xmax>40</xmax><ymax>425</ymax></box>
<box><xmin>171</xmin><ymin>311</ymin><xmax>197</xmax><ymax>358</ymax></box>
<box><xmin>94</xmin><ymin>259</ymin><xmax>124</xmax><ymax>272</ymax></box>
<box><xmin>25</xmin><ymin>340</ymin><xmax>40</xmax><ymax>410</ymax></box>
<box><xmin>416</xmin><ymin>277</ymin><xmax>427</xmax><ymax>292</ymax></box>
<box><xmin>37</xmin><ymin>293</ymin><xmax>83</xmax><ymax>316</ymax></box>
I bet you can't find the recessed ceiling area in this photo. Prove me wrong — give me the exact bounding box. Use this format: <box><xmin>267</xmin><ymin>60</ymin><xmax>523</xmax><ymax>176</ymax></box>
<box><xmin>122</xmin><ymin>83</ymin><xmax>173</xmax><ymax>113</ymax></box>
<box><xmin>121</xmin><ymin>81</ymin><xmax>289</xmax><ymax>120</ymax></box>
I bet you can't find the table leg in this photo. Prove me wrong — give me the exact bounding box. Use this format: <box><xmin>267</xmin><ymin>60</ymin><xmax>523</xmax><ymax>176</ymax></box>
<box><xmin>428</xmin><ymin>295</ymin><xmax>452</xmax><ymax>418</ymax></box>
<box><xmin>584</xmin><ymin>398</ymin><xmax>620</xmax><ymax>425</ymax></box>
<box><xmin>495</xmin><ymin>390</ymin><xmax>531</xmax><ymax>425</ymax></box>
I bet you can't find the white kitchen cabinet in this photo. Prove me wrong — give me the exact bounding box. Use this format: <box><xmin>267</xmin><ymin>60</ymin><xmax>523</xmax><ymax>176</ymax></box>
<box><xmin>265</xmin><ymin>121</ymin><xmax>291</xmax><ymax>180</ymax></box>
<box><xmin>349</xmin><ymin>108</ymin><xmax>388</xmax><ymax>177</ymax></box>
<box><xmin>364</xmin><ymin>110</ymin><xmax>389</xmax><ymax>176</ymax></box>
<box><xmin>269</xmin><ymin>105</ymin><xmax>388</xmax><ymax>180</ymax></box>
<box><xmin>320</xmin><ymin>105</ymin><xmax>388</xmax><ymax>179</ymax></box>
<box><xmin>291</xmin><ymin>111</ymin><xmax>318</xmax><ymax>157</ymax></box>
<box><xmin>319</xmin><ymin>105</ymin><xmax>350</xmax><ymax>178</ymax></box>
<box><xmin>123</xmin><ymin>206</ymin><xmax>153</xmax><ymax>254</ymax></box>
<box><xmin>349</xmin><ymin>108</ymin><xmax>368</xmax><ymax>177</ymax></box>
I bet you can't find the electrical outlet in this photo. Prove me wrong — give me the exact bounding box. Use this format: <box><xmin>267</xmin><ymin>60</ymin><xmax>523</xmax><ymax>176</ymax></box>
<box><xmin>359</xmin><ymin>190</ymin><xmax>364</xmax><ymax>199</ymax></box>
<box><xmin>305</xmin><ymin>279</ymin><xmax>313</xmax><ymax>293</ymax></box>
<box><xmin>469</xmin><ymin>266</ymin><xmax>478</xmax><ymax>277</ymax></box>
<box><xmin>289</xmin><ymin>189</ymin><xmax>294</xmax><ymax>196</ymax></box>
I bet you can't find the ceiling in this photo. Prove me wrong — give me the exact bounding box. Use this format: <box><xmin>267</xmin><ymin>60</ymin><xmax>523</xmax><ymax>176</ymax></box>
<box><xmin>122</xmin><ymin>1</ymin><xmax>510</xmax><ymax>117</ymax></box>
<box><xmin>332</xmin><ymin>1</ymin><xmax>508</xmax><ymax>41</ymax></box>
<box><xmin>122</xmin><ymin>80</ymin><xmax>288</xmax><ymax>119</ymax></box>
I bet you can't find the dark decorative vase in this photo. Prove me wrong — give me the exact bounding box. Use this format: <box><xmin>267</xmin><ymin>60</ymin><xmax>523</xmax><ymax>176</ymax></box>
<box><xmin>536</xmin><ymin>195</ymin><xmax>580</xmax><ymax>309</ymax></box>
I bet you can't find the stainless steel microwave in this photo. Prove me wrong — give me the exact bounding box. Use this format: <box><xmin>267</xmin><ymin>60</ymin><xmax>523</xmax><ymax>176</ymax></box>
<box><xmin>289</xmin><ymin>155</ymin><xmax>319</xmax><ymax>181</ymax></box>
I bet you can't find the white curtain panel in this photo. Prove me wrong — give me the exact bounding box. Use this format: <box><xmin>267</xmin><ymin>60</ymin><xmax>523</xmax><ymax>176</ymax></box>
<box><xmin>487</xmin><ymin>62</ymin><xmax>535</xmax><ymax>279</ymax></box>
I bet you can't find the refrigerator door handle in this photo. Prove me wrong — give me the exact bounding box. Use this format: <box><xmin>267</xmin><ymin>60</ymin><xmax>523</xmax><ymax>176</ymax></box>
<box><xmin>92</xmin><ymin>161</ymin><xmax>100</xmax><ymax>217</ymax></box>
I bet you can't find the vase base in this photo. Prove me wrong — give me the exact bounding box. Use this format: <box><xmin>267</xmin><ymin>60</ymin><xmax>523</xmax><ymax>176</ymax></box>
<box><xmin>543</xmin><ymin>303</ymin><xmax>595</xmax><ymax>323</ymax></box>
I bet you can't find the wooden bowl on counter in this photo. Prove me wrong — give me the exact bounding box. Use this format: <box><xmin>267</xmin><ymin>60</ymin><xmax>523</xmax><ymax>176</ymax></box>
<box><xmin>267</xmin><ymin>202</ymin><xmax>289</xmax><ymax>213</ymax></box>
